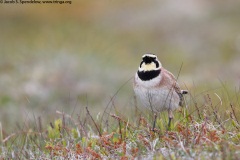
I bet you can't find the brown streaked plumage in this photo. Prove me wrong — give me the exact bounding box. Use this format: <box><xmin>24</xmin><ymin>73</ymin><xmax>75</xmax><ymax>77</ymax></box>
<box><xmin>133</xmin><ymin>53</ymin><xmax>188</xmax><ymax>129</ymax></box>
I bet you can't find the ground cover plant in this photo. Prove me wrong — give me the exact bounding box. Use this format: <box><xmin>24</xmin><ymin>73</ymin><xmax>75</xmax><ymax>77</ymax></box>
<box><xmin>0</xmin><ymin>85</ymin><xmax>239</xmax><ymax>160</ymax></box>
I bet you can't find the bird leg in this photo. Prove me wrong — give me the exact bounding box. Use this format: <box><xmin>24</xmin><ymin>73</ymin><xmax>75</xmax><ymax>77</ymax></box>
<box><xmin>168</xmin><ymin>110</ymin><xmax>173</xmax><ymax>129</ymax></box>
<box><xmin>152</xmin><ymin>113</ymin><xmax>157</xmax><ymax>131</ymax></box>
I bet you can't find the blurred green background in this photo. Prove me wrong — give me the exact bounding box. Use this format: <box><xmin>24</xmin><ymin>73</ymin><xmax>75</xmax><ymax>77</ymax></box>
<box><xmin>0</xmin><ymin>1</ymin><xmax>240</xmax><ymax>132</ymax></box>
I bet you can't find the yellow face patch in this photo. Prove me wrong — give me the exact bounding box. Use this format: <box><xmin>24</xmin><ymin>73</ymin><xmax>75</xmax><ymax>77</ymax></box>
<box><xmin>141</xmin><ymin>62</ymin><xmax>156</xmax><ymax>71</ymax></box>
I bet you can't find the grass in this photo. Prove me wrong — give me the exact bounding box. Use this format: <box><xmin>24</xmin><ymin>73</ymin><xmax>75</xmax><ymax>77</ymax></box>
<box><xmin>0</xmin><ymin>85</ymin><xmax>240</xmax><ymax>159</ymax></box>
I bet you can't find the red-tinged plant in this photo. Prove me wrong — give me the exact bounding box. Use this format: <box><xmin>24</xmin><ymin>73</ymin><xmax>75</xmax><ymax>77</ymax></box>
<box><xmin>86</xmin><ymin>147</ymin><xmax>102</xmax><ymax>159</ymax></box>
<box><xmin>75</xmin><ymin>143</ymin><xmax>83</xmax><ymax>155</ymax></box>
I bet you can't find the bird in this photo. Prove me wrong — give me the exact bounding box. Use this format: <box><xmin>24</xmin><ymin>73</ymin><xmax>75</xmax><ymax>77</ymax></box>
<box><xmin>133</xmin><ymin>53</ymin><xmax>188</xmax><ymax>129</ymax></box>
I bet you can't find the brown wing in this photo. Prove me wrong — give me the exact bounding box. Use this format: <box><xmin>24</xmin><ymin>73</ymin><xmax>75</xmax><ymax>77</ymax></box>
<box><xmin>161</xmin><ymin>68</ymin><xmax>185</xmax><ymax>107</ymax></box>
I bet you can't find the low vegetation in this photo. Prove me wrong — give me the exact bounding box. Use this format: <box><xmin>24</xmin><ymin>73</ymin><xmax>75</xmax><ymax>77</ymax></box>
<box><xmin>0</xmin><ymin>90</ymin><xmax>239</xmax><ymax>160</ymax></box>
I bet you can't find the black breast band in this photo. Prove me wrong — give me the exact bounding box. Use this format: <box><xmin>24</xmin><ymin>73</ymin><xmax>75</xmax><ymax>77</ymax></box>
<box><xmin>137</xmin><ymin>69</ymin><xmax>161</xmax><ymax>81</ymax></box>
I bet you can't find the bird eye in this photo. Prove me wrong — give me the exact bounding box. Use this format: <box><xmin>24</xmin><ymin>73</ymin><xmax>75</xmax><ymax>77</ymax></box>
<box><xmin>155</xmin><ymin>61</ymin><xmax>159</xmax><ymax>68</ymax></box>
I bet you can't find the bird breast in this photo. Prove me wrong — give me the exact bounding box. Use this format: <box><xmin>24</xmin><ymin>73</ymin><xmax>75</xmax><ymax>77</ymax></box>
<box><xmin>134</xmin><ymin>73</ymin><xmax>180</xmax><ymax>112</ymax></box>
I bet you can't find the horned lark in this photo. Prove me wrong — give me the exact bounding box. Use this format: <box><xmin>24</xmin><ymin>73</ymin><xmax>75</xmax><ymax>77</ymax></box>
<box><xmin>134</xmin><ymin>53</ymin><xmax>188</xmax><ymax>128</ymax></box>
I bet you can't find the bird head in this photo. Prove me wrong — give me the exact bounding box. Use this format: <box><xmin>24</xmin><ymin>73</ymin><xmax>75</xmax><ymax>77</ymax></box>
<box><xmin>138</xmin><ymin>53</ymin><xmax>162</xmax><ymax>72</ymax></box>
